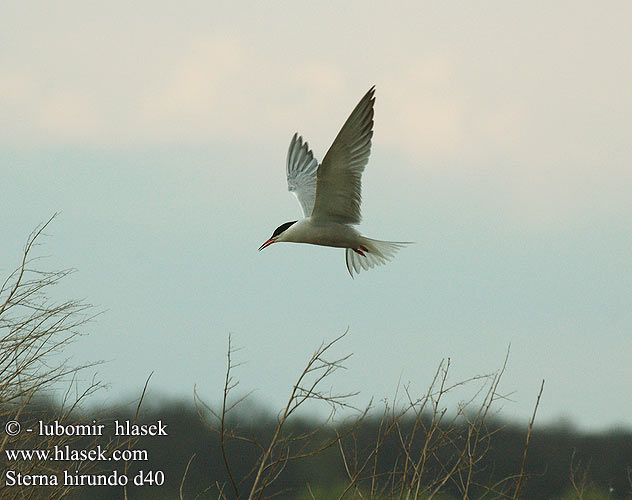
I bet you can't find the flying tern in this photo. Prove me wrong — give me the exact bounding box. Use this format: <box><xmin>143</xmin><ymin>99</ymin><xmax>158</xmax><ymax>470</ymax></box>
<box><xmin>258</xmin><ymin>86</ymin><xmax>409</xmax><ymax>277</ymax></box>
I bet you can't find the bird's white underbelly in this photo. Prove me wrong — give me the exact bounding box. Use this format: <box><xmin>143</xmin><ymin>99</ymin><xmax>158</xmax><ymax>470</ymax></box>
<box><xmin>283</xmin><ymin>218</ymin><xmax>361</xmax><ymax>249</ymax></box>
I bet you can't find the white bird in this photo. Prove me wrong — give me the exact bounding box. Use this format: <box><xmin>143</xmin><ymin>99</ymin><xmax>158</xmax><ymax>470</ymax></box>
<box><xmin>258</xmin><ymin>86</ymin><xmax>409</xmax><ymax>277</ymax></box>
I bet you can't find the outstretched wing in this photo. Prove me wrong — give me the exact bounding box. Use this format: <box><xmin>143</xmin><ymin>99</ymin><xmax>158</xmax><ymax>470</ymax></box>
<box><xmin>286</xmin><ymin>133</ymin><xmax>319</xmax><ymax>217</ymax></box>
<box><xmin>311</xmin><ymin>87</ymin><xmax>375</xmax><ymax>225</ymax></box>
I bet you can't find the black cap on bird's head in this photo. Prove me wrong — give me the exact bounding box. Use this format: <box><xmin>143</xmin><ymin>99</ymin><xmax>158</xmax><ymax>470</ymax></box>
<box><xmin>271</xmin><ymin>221</ymin><xmax>297</xmax><ymax>238</ymax></box>
<box><xmin>258</xmin><ymin>220</ymin><xmax>297</xmax><ymax>251</ymax></box>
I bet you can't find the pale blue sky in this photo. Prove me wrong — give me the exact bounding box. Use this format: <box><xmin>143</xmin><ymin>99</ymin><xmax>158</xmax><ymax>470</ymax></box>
<box><xmin>2</xmin><ymin>1</ymin><xmax>631</xmax><ymax>430</ymax></box>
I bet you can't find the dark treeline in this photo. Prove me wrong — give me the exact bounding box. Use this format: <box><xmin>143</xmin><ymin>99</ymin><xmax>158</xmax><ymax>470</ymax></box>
<box><xmin>3</xmin><ymin>398</ymin><xmax>631</xmax><ymax>500</ymax></box>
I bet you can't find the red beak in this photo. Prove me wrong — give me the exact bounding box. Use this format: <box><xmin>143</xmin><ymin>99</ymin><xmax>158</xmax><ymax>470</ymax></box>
<box><xmin>258</xmin><ymin>238</ymin><xmax>275</xmax><ymax>251</ymax></box>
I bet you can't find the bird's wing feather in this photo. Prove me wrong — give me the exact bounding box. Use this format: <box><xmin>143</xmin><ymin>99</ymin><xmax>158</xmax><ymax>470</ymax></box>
<box><xmin>286</xmin><ymin>133</ymin><xmax>319</xmax><ymax>217</ymax></box>
<box><xmin>311</xmin><ymin>87</ymin><xmax>375</xmax><ymax>225</ymax></box>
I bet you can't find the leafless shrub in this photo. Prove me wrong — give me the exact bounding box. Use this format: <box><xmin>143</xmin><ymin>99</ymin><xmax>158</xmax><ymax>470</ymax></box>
<box><xmin>192</xmin><ymin>331</ymin><xmax>364</xmax><ymax>500</ymax></box>
<box><xmin>336</xmin><ymin>352</ymin><xmax>543</xmax><ymax>500</ymax></box>
<box><xmin>0</xmin><ymin>215</ymin><xmax>103</xmax><ymax>499</ymax></box>
<box><xmin>190</xmin><ymin>334</ymin><xmax>544</xmax><ymax>500</ymax></box>
<box><xmin>568</xmin><ymin>451</ymin><xmax>593</xmax><ymax>500</ymax></box>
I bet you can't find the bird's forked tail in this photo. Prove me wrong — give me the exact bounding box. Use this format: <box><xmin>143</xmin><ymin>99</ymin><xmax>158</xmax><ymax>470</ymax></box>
<box><xmin>345</xmin><ymin>237</ymin><xmax>410</xmax><ymax>277</ymax></box>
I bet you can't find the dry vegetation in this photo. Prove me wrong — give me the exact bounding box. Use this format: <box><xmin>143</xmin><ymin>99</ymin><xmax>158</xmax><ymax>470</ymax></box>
<box><xmin>0</xmin><ymin>216</ymin><xmax>103</xmax><ymax>499</ymax></box>
<box><xmin>191</xmin><ymin>333</ymin><xmax>544</xmax><ymax>500</ymax></box>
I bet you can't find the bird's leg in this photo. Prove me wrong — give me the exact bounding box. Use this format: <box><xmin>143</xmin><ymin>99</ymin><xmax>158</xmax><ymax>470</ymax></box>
<box><xmin>353</xmin><ymin>245</ymin><xmax>369</xmax><ymax>257</ymax></box>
